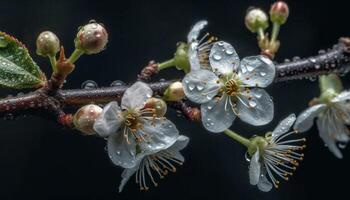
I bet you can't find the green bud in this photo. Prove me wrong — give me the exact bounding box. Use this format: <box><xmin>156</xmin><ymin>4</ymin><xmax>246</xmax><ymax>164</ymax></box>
<box><xmin>270</xmin><ymin>1</ymin><xmax>289</xmax><ymax>25</ymax></box>
<box><xmin>163</xmin><ymin>81</ymin><xmax>185</xmax><ymax>101</ymax></box>
<box><xmin>144</xmin><ymin>97</ymin><xmax>167</xmax><ymax>117</ymax></box>
<box><xmin>75</xmin><ymin>20</ymin><xmax>108</xmax><ymax>55</ymax></box>
<box><xmin>245</xmin><ymin>8</ymin><xmax>269</xmax><ymax>33</ymax></box>
<box><xmin>174</xmin><ymin>42</ymin><xmax>191</xmax><ymax>73</ymax></box>
<box><xmin>36</xmin><ymin>31</ymin><xmax>60</xmax><ymax>57</ymax></box>
<box><xmin>73</xmin><ymin>104</ymin><xmax>103</xmax><ymax>135</ymax></box>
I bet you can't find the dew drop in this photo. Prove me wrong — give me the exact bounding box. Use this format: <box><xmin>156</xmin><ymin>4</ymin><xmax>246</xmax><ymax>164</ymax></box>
<box><xmin>81</xmin><ymin>80</ymin><xmax>98</xmax><ymax>89</ymax></box>
<box><xmin>225</xmin><ymin>49</ymin><xmax>234</xmax><ymax>55</ymax></box>
<box><xmin>310</xmin><ymin>58</ymin><xmax>316</xmax><ymax>63</ymax></box>
<box><xmin>259</xmin><ymin>71</ymin><xmax>266</xmax><ymax>77</ymax></box>
<box><xmin>196</xmin><ymin>85</ymin><xmax>204</xmax><ymax>91</ymax></box>
<box><xmin>249</xmin><ymin>99</ymin><xmax>257</xmax><ymax>108</ymax></box>
<box><xmin>213</xmin><ymin>53</ymin><xmax>222</xmax><ymax>61</ymax></box>
<box><xmin>217</xmin><ymin>41</ymin><xmax>224</xmax><ymax>46</ymax></box>
<box><xmin>188</xmin><ymin>83</ymin><xmax>195</xmax><ymax>91</ymax></box>
<box><xmin>110</xmin><ymin>80</ymin><xmax>125</xmax><ymax>87</ymax></box>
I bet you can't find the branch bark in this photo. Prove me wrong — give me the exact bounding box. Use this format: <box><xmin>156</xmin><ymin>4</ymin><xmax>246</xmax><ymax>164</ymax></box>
<box><xmin>0</xmin><ymin>37</ymin><xmax>349</xmax><ymax>126</ymax></box>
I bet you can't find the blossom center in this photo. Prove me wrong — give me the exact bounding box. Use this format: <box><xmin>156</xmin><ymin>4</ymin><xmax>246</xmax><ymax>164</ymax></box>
<box><xmin>224</xmin><ymin>79</ymin><xmax>240</xmax><ymax>96</ymax></box>
<box><xmin>125</xmin><ymin>113</ymin><xmax>140</xmax><ymax>132</ymax></box>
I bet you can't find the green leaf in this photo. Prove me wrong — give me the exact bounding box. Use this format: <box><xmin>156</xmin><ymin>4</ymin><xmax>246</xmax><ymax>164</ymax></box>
<box><xmin>0</xmin><ymin>32</ymin><xmax>45</xmax><ymax>89</ymax></box>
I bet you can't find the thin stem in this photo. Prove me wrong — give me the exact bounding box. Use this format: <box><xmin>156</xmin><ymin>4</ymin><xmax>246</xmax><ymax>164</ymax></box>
<box><xmin>158</xmin><ymin>58</ymin><xmax>175</xmax><ymax>71</ymax></box>
<box><xmin>257</xmin><ymin>28</ymin><xmax>265</xmax><ymax>41</ymax></box>
<box><xmin>224</xmin><ymin>129</ymin><xmax>251</xmax><ymax>148</ymax></box>
<box><xmin>68</xmin><ymin>49</ymin><xmax>84</xmax><ymax>64</ymax></box>
<box><xmin>49</xmin><ymin>55</ymin><xmax>57</xmax><ymax>72</ymax></box>
<box><xmin>270</xmin><ymin>22</ymin><xmax>280</xmax><ymax>45</ymax></box>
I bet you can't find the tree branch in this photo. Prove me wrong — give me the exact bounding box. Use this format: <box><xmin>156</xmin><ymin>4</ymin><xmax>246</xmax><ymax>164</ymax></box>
<box><xmin>0</xmin><ymin>37</ymin><xmax>349</xmax><ymax>126</ymax></box>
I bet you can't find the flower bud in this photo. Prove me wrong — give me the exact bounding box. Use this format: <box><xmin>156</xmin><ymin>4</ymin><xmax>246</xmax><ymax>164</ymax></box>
<box><xmin>270</xmin><ymin>1</ymin><xmax>289</xmax><ymax>25</ymax></box>
<box><xmin>144</xmin><ymin>98</ymin><xmax>167</xmax><ymax>117</ymax></box>
<box><xmin>73</xmin><ymin>104</ymin><xmax>103</xmax><ymax>135</ymax></box>
<box><xmin>163</xmin><ymin>81</ymin><xmax>185</xmax><ymax>101</ymax></box>
<box><xmin>245</xmin><ymin>8</ymin><xmax>269</xmax><ymax>33</ymax></box>
<box><xmin>174</xmin><ymin>42</ymin><xmax>191</xmax><ymax>73</ymax></box>
<box><xmin>75</xmin><ymin>20</ymin><xmax>108</xmax><ymax>55</ymax></box>
<box><xmin>36</xmin><ymin>31</ymin><xmax>60</xmax><ymax>57</ymax></box>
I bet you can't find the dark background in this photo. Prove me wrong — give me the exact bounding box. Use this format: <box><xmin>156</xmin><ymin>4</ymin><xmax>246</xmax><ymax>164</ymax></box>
<box><xmin>0</xmin><ymin>0</ymin><xmax>349</xmax><ymax>199</ymax></box>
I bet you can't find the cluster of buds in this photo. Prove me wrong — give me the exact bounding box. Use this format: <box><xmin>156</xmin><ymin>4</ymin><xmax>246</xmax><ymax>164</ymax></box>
<box><xmin>36</xmin><ymin>20</ymin><xmax>108</xmax><ymax>81</ymax></box>
<box><xmin>245</xmin><ymin>1</ymin><xmax>289</xmax><ymax>59</ymax></box>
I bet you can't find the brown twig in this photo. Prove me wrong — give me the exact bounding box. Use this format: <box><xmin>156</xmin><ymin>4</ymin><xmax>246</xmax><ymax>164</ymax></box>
<box><xmin>0</xmin><ymin>38</ymin><xmax>349</xmax><ymax>127</ymax></box>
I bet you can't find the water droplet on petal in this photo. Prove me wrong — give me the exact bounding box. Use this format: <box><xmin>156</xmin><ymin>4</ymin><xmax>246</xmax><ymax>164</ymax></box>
<box><xmin>225</xmin><ymin>49</ymin><xmax>234</xmax><ymax>55</ymax></box>
<box><xmin>260</xmin><ymin>71</ymin><xmax>266</xmax><ymax>77</ymax></box>
<box><xmin>188</xmin><ymin>83</ymin><xmax>195</xmax><ymax>91</ymax></box>
<box><xmin>249</xmin><ymin>99</ymin><xmax>257</xmax><ymax>108</ymax></box>
<box><xmin>213</xmin><ymin>53</ymin><xmax>222</xmax><ymax>61</ymax></box>
<box><xmin>196</xmin><ymin>85</ymin><xmax>204</xmax><ymax>91</ymax></box>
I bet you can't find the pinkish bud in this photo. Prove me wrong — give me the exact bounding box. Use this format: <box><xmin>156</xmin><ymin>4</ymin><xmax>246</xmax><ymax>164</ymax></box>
<box><xmin>270</xmin><ymin>1</ymin><xmax>289</xmax><ymax>24</ymax></box>
<box><xmin>73</xmin><ymin>104</ymin><xmax>103</xmax><ymax>135</ymax></box>
<box><xmin>75</xmin><ymin>20</ymin><xmax>108</xmax><ymax>55</ymax></box>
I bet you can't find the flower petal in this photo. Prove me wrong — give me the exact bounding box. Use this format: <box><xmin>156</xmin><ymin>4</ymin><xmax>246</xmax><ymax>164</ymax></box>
<box><xmin>236</xmin><ymin>88</ymin><xmax>274</xmax><ymax>126</ymax></box>
<box><xmin>107</xmin><ymin>131</ymin><xmax>137</xmax><ymax>168</ymax></box>
<box><xmin>332</xmin><ymin>90</ymin><xmax>350</xmax><ymax>103</ymax></box>
<box><xmin>93</xmin><ymin>101</ymin><xmax>124</xmax><ymax>137</ymax></box>
<box><xmin>237</xmin><ymin>56</ymin><xmax>275</xmax><ymax>88</ymax></box>
<box><xmin>257</xmin><ymin>173</ymin><xmax>273</xmax><ymax>192</ymax></box>
<box><xmin>316</xmin><ymin>117</ymin><xmax>343</xmax><ymax>159</ymax></box>
<box><xmin>121</xmin><ymin>81</ymin><xmax>153</xmax><ymax>110</ymax></box>
<box><xmin>271</xmin><ymin>114</ymin><xmax>296</xmax><ymax>139</ymax></box>
<box><xmin>209</xmin><ymin>41</ymin><xmax>239</xmax><ymax>76</ymax></box>
<box><xmin>188</xmin><ymin>42</ymin><xmax>201</xmax><ymax>71</ymax></box>
<box><xmin>182</xmin><ymin>69</ymin><xmax>221</xmax><ymax>104</ymax></box>
<box><xmin>187</xmin><ymin>20</ymin><xmax>208</xmax><ymax>43</ymax></box>
<box><xmin>165</xmin><ymin>135</ymin><xmax>190</xmax><ymax>162</ymax></box>
<box><xmin>249</xmin><ymin>150</ymin><xmax>260</xmax><ymax>185</ymax></box>
<box><xmin>118</xmin><ymin>161</ymin><xmax>141</xmax><ymax>192</ymax></box>
<box><xmin>201</xmin><ymin>95</ymin><xmax>236</xmax><ymax>133</ymax></box>
<box><xmin>293</xmin><ymin>104</ymin><xmax>326</xmax><ymax>132</ymax></box>
<box><xmin>138</xmin><ymin>118</ymin><xmax>179</xmax><ymax>154</ymax></box>
<box><xmin>168</xmin><ymin>135</ymin><xmax>190</xmax><ymax>152</ymax></box>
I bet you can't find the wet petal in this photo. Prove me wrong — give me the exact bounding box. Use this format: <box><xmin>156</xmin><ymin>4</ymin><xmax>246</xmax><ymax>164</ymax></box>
<box><xmin>209</xmin><ymin>41</ymin><xmax>239</xmax><ymax>76</ymax></box>
<box><xmin>182</xmin><ymin>69</ymin><xmax>221</xmax><ymax>104</ymax></box>
<box><xmin>322</xmin><ymin>108</ymin><xmax>350</xmax><ymax>143</ymax></box>
<box><xmin>166</xmin><ymin>135</ymin><xmax>190</xmax><ymax>162</ymax></box>
<box><xmin>249</xmin><ymin>150</ymin><xmax>260</xmax><ymax>185</ymax></box>
<box><xmin>236</xmin><ymin>88</ymin><xmax>274</xmax><ymax>126</ymax></box>
<box><xmin>332</xmin><ymin>90</ymin><xmax>350</xmax><ymax>103</ymax></box>
<box><xmin>121</xmin><ymin>82</ymin><xmax>153</xmax><ymax>110</ymax></box>
<box><xmin>257</xmin><ymin>173</ymin><xmax>273</xmax><ymax>192</ymax></box>
<box><xmin>93</xmin><ymin>101</ymin><xmax>124</xmax><ymax>137</ymax></box>
<box><xmin>201</xmin><ymin>95</ymin><xmax>236</xmax><ymax>133</ymax></box>
<box><xmin>188</xmin><ymin>42</ymin><xmax>201</xmax><ymax>71</ymax></box>
<box><xmin>272</xmin><ymin>114</ymin><xmax>296</xmax><ymax>139</ymax></box>
<box><xmin>187</xmin><ymin>20</ymin><xmax>208</xmax><ymax>43</ymax></box>
<box><xmin>138</xmin><ymin>118</ymin><xmax>179</xmax><ymax>154</ymax></box>
<box><xmin>118</xmin><ymin>161</ymin><xmax>141</xmax><ymax>192</ymax></box>
<box><xmin>237</xmin><ymin>56</ymin><xmax>275</xmax><ymax>88</ymax></box>
<box><xmin>293</xmin><ymin>104</ymin><xmax>326</xmax><ymax>132</ymax></box>
<box><xmin>316</xmin><ymin>117</ymin><xmax>343</xmax><ymax>159</ymax></box>
<box><xmin>168</xmin><ymin>135</ymin><xmax>190</xmax><ymax>152</ymax></box>
<box><xmin>107</xmin><ymin>131</ymin><xmax>137</xmax><ymax>168</ymax></box>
